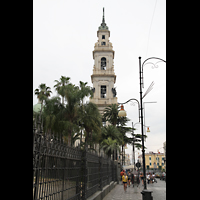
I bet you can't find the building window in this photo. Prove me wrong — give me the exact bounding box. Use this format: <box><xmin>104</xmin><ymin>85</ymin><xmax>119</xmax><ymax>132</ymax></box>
<box><xmin>150</xmin><ymin>162</ymin><xmax>151</xmax><ymax>166</ymax></box>
<box><xmin>102</xmin><ymin>35</ymin><xmax>105</xmax><ymax>39</ymax></box>
<box><xmin>149</xmin><ymin>156</ymin><xmax>151</xmax><ymax>160</ymax></box>
<box><xmin>101</xmin><ymin>57</ymin><xmax>106</xmax><ymax>70</ymax></box>
<box><xmin>101</xmin><ymin>85</ymin><xmax>106</xmax><ymax>98</ymax></box>
<box><xmin>101</xmin><ymin>42</ymin><xmax>106</xmax><ymax>45</ymax></box>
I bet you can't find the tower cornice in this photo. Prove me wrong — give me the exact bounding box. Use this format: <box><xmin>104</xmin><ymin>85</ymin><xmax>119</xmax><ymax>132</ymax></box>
<box><xmin>93</xmin><ymin>49</ymin><xmax>115</xmax><ymax>59</ymax></box>
<box><xmin>91</xmin><ymin>74</ymin><xmax>116</xmax><ymax>83</ymax></box>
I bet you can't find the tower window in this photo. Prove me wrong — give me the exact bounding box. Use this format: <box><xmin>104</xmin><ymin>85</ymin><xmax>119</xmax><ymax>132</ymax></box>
<box><xmin>101</xmin><ymin>57</ymin><xmax>106</xmax><ymax>70</ymax></box>
<box><xmin>102</xmin><ymin>35</ymin><xmax>105</xmax><ymax>39</ymax></box>
<box><xmin>101</xmin><ymin>42</ymin><xmax>106</xmax><ymax>45</ymax></box>
<box><xmin>101</xmin><ymin>85</ymin><xmax>106</xmax><ymax>98</ymax></box>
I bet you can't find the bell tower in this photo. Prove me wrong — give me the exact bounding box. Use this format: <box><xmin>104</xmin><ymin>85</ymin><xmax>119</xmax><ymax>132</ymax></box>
<box><xmin>90</xmin><ymin>8</ymin><xmax>118</xmax><ymax>114</ymax></box>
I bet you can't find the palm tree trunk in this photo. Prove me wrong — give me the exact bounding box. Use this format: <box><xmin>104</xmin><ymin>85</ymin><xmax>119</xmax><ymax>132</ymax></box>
<box><xmin>39</xmin><ymin>100</ymin><xmax>43</xmax><ymax>122</ymax></box>
<box><xmin>68</xmin><ymin>132</ymin><xmax>71</xmax><ymax>146</ymax></box>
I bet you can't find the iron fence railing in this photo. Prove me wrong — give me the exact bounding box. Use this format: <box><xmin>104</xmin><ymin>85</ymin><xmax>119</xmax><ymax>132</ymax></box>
<box><xmin>33</xmin><ymin>122</ymin><xmax>117</xmax><ymax>200</ymax></box>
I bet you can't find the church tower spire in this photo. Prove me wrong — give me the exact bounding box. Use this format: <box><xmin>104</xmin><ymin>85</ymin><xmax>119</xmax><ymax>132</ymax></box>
<box><xmin>90</xmin><ymin>8</ymin><xmax>118</xmax><ymax>115</ymax></box>
<box><xmin>99</xmin><ymin>7</ymin><xmax>109</xmax><ymax>30</ymax></box>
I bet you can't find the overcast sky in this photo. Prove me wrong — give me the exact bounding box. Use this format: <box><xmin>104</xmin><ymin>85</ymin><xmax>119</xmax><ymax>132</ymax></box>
<box><xmin>33</xmin><ymin>0</ymin><xmax>166</xmax><ymax>163</ymax></box>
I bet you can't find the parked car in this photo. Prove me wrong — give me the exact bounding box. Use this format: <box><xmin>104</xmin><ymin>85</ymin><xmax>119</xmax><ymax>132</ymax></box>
<box><xmin>160</xmin><ymin>172</ymin><xmax>166</xmax><ymax>180</ymax></box>
<box><xmin>155</xmin><ymin>172</ymin><xmax>160</xmax><ymax>178</ymax></box>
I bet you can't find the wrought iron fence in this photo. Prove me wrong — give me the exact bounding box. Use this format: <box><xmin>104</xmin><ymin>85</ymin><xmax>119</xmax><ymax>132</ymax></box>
<box><xmin>33</xmin><ymin>121</ymin><xmax>117</xmax><ymax>200</ymax></box>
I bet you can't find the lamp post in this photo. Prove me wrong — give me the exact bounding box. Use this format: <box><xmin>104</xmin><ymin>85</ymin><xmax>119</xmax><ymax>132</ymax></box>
<box><xmin>118</xmin><ymin>57</ymin><xmax>165</xmax><ymax>197</ymax></box>
<box><xmin>139</xmin><ymin>56</ymin><xmax>166</xmax><ymax>199</ymax></box>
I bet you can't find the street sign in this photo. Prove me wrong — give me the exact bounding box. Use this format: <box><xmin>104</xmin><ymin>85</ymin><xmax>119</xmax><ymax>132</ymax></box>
<box><xmin>136</xmin><ymin>162</ymin><xmax>141</xmax><ymax>168</ymax></box>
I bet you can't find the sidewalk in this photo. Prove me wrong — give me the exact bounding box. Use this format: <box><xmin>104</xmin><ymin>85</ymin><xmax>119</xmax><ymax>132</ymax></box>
<box><xmin>102</xmin><ymin>179</ymin><xmax>166</xmax><ymax>200</ymax></box>
<box><xmin>102</xmin><ymin>182</ymin><xmax>143</xmax><ymax>200</ymax></box>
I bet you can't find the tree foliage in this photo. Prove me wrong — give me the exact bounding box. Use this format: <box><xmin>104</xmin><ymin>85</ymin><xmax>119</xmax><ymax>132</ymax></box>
<box><xmin>34</xmin><ymin>77</ymin><xmax>101</xmax><ymax>148</ymax></box>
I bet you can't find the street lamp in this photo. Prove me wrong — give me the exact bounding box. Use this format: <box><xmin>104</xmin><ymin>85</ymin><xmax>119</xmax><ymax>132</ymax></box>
<box><xmin>118</xmin><ymin>98</ymin><xmax>140</xmax><ymax>122</ymax></box>
<box><xmin>139</xmin><ymin>56</ymin><xmax>166</xmax><ymax>200</ymax></box>
<box><xmin>118</xmin><ymin>105</ymin><xmax>127</xmax><ymax>117</ymax></box>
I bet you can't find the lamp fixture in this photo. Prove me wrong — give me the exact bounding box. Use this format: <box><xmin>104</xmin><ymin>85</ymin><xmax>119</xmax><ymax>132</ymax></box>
<box><xmin>118</xmin><ymin>105</ymin><xmax>127</xmax><ymax>117</ymax></box>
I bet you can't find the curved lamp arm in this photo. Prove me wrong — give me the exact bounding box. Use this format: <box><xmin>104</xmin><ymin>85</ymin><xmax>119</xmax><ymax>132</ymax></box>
<box><xmin>140</xmin><ymin>57</ymin><xmax>166</xmax><ymax>88</ymax></box>
<box><xmin>118</xmin><ymin>98</ymin><xmax>140</xmax><ymax>122</ymax></box>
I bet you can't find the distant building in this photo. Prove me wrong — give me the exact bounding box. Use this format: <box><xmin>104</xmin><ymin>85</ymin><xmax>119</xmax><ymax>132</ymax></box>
<box><xmin>138</xmin><ymin>151</ymin><xmax>165</xmax><ymax>171</ymax></box>
<box><xmin>125</xmin><ymin>154</ymin><xmax>131</xmax><ymax>166</ymax></box>
<box><xmin>163</xmin><ymin>141</ymin><xmax>166</xmax><ymax>171</ymax></box>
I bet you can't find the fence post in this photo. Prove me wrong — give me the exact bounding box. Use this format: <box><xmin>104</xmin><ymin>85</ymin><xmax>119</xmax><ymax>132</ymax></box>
<box><xmin>112</xmin><ymin>161</ymin><xmax>114</xmax><ymax>182</ymax></box>
<box><xmin>62</xmin><ymin>157</ymin><xmax>65</xmax><ymax>200</ymax></box>
<box><xmin>107</xmin><ymin>159</ymin><xmax>109</xmax><ymax>185</ymax></box>
<box><xmin>81</xmin><ymin>148</ymin><xmax>87</xmax><ymax>200</ymax></box>
<box><xmin>99</xmin><ymin>156</ymin><xmax>103</xmax><ymax>191</ymax></box>
<box><xmin>33</xmin><ymin>120</ymin><xmax>42</xmax><ymax>200</ymax></box>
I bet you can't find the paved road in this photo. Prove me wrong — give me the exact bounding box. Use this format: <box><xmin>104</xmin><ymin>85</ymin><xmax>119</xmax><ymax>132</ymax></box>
<box><xmin>102</xmin><ymin>179</ymin><xmax>166</xmax><ymax>200</ymax></box>
<box><xmin>147</xmin><ymin>179</ymin><xmax>166</xmax><ymax>200</ymax></box>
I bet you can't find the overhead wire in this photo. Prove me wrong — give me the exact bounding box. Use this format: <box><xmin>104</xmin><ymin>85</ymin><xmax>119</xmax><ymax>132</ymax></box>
<box><xmin>145</xmin><ymin>0</ymin><xmax>157</xmax><ymax>58</ymax></box>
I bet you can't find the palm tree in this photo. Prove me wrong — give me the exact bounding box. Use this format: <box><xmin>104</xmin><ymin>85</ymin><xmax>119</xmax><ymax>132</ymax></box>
<box><xmin>34</xmin><ymin>83</ymin><xmax>52</xmax><ymax>120</ymax></box>
<box><xmin>78</xmin><ymin>81</ymin><xmax>93</xmax><ymax>105</ymax></box>
<box><xmin>100</xmin><ymin>125</ymin><xmax>122</xmax><ymax>159</ymax></box>
<box><xmin>79</xmin><ymin>102</ymin><xmax>102</xmax><ymax>150</ymax></box>
<box><xmin>103</xmin><ymin>104</ymin><xmax>132</xmax><ymax>160</ymax></box>
<box><xmin>42</xmin><ymin>96</ymin><xmax>62</xmax><ymax>138</ymax></box>
<box><xmin>54</xmin><ymin>76</ymin><xmax>71</xmax><ymax>104</ymax></box>
<box><xmin>59</xmin><ymin>83</ymin><xmax>80</xmax><ymax>146</ymax></box>
<box><xmin>103</xmin><ymin>104</ymin><xmax>119</xmax><ymax>126</ymax></box>
<box><xmin>101</xmin><ymin>137</ymin><xmax>121</xmax><ymax>159</ymax></box>
<box><xmin>101</xmin><ymin>125</ymin><xmax>121</xmax><ymax>142</ymax></box>
<box><xmin>56</xmin><ymin>81</ymin><xmax>95</xmax><ymax>147</ymax></box>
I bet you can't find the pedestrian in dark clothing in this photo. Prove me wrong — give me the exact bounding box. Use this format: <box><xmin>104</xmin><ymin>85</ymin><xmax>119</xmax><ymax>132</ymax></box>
<box><xmin>128</xmin><ymin>171</ymin><xmax>131</xmax><ymax>187</ymax></box>
<box><xmin>131</xmin><ymin>172</ymin><xmax>135</xmax><ymax>187</ymax></box>
<box><xmin>136</xmin><ymin>173</ymin><xmax>140</xmax><ymax>187</ymax></box>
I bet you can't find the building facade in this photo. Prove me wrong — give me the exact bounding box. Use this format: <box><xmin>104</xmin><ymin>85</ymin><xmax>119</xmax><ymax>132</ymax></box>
<box><xmin>163</xmin><ymin>141</ymin><xmax>166</xmax><ymax>171</ymax></box>
<box><xmin>138</xmin><ymin>151</ymin><xmax>165</xmax><ymax>171</ymax></box>
<box><xmin>90</xmin><ymin>8</ymin><xmax>118</xmax><ymax>114</ymax></box>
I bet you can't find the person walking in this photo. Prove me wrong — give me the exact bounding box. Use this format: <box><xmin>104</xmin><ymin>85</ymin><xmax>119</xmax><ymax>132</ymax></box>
<box><xmin>136</xmin><ymin>172</ymin><xmax>140</xmax><ymax>187</ymax></box>
<box><xmin>122</xmin><ymin>172</ymin><xmax>128</xmax><ymax>192</ymax></box>
<box><xmin>131</xmin><ymin>171</ymin><xmax>135</xmax><ymax>187</ymax></box>
<box><xmin>150</xmin><ymin>173</ymin><xmax>153</xmax><ymax>184</ymax></box>
<box><xmin>147</xmin><ymin>173</ymin><xmax>150</xmax><ymax>184</ymax></box>
<box><xmin>140</xmin><ymin>172</ymin><xmax>144</xmax><ymax>186</ymax></box>
<box><xmin>120</xmin><ymin>169</ymin><xmax>125</xmax><ymax>182</ymax></box>
<box><xmin>128</xmin><ymin>171</ymin><xmax>131</xmax><ymax>187</ymax></box>
<box><xmin>152</xmin><ymin>172</ymin><xmax>157</xmax><ymax>183</ymax></box>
